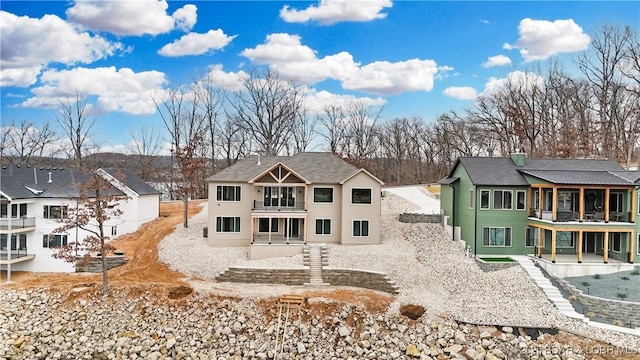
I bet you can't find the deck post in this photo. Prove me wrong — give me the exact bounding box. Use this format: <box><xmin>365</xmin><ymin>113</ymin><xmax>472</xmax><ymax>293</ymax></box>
<box><xmin>537</xmin><ymin>227</ymin><xmax>543</xmax><ymax>258</ymax></box>
<box><xmin>629</xmin><ymin>230</ymin><xmax>635</xmax><ymax>263</ymax></box>
<box><xmin>603</xmin><ymin>230</ymin><xmax>609</xmax><ymax>264</ymax></box>
<box><xmin>551</xmin><ymin>229</ymin><xmax>556</xmax><ymax>263</ymax></box>
<box><xmin>577</xmin><ymin>231</ymin><xmax>583</xmax><ymax>263</ymax></box>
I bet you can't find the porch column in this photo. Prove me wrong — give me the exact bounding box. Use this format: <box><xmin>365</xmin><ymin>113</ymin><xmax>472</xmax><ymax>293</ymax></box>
<box><xmin>537</xmin><ymin>226</ymin><xmax>543</xmax><ymax>258</ymax></box>
<box><xmin>577</xmin><ymin>231</ymin><xmax>583</xmax><ymax>263</ymax></box>
<box><xmin>579</xmin><ymin>187</ymin><xmax>585</xmax><ymax>222</ymax></box>
<box><xmin>552</xmin><ymin>187</ymin><xmax>558</xmax><ymax>221</ymax></box>
<box><xmin>603</xmin><ymin>230</ymin><xmax>609</xmax><ymax>264</ymax></box>
<box><xmin>630</xmin><ymin>230</ymin><xmax>636</xmax><ymax>263</ymax></box>
<box><xmin>251</xmin><ymin>217</ymin><xmax>255</xmax><ymax>243</ymax></box>
<box><xmin>604</xmin><ymin>189</ymin><xmax>610</xmax><ymax>223</ymax></box>
<box><xmin>6</xmin><ymin>201</ymin><xmax>12</xmax><ymax>282</ymax></box>
<box><xmin>302</xmin><ymin>218</ymin><xmax>306</xmax><ymax>244</ymax></box>
<box><xmin>551</xmin><ymin>229</ymin><xmax>557</xmax><ymax>263</ymax></box>
<box><xmin>285</xmin><ymin>217</ymin><xmax>290</xmax><ymax>244</ymax></box>
<box><xmin>538</xmin><ymin>187</ymin><xmax>543</xmax><ymax>219</ymax></box>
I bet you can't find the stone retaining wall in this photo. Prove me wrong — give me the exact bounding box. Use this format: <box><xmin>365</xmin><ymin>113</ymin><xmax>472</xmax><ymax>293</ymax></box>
<box><xmin>215</xmin><ymin>267</ymin><xmax>399</xmax><ymax>294</ymax></box>
<box><xmin>323</xmin><ymin>268</ymin><xmax>399</xmax><ymax>294</ymax></box>
<box><xmin>75</xmin><ymin>255</ymin><xmax>128</xmax><ymax>273</ymax></box>
<box><xmin>556</xmin><ymin>278</ymin><xmax>640</xmax><ymax>327</ymax></box>
<box><xmin>398</xmin><ymin>213</ymin><xmax>441</xmax><ymax>223</ymax></box>
<box><xmin>474</xmin><ymin>258</ymin><xmax>518</xmax><ymax>272</ymax></box>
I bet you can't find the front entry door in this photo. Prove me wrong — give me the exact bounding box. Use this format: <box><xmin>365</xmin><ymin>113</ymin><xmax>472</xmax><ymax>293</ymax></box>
<box><xmin>583</xmin><ymin>233</ymin><xmax>599</xmax><ymax>253</ymax></box>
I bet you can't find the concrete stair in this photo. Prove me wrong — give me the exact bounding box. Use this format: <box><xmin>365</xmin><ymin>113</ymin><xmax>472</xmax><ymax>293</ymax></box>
<box><xmin>303</xmin><ymin>244</ymin><xmax>329</xmax><ymax>286</ymax></box>
<box><xmin>511</xmin><ymin>256</ymin><xmax>588</xmax><ymax>322</ymax></box>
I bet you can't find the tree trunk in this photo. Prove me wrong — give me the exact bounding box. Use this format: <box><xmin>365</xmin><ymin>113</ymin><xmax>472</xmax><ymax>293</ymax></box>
<box><xmin>183</xmin><ymin>197</ymin><xmax>189</xmax><ymax>228</ymax></box>
<box><xmin>101</xmin><ymin>251</ymin><xmax>108</xmax><ymax>298</ymax></box>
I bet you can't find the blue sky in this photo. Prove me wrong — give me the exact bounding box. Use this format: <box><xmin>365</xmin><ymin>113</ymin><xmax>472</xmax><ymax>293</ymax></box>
<box><xmin>1</xmin><ymin>0</ymin><xmax>639</xmax><ymax>154</ymax></box>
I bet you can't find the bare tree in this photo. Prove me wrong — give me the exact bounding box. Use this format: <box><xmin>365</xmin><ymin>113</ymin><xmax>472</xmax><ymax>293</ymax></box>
<box><xmin>56</xmin><ymin>91</ymin><xmax>100</xmax><ymax>167</ymax></box>
<box><xmin>318</xmin><ymin>104</ymin><xmax>347</xmax><ymax>154</ymax></box>
<box><xmin>289</xmin><ymin>108</ymin><xmax>317</xmax><ymax>154</ymax></box>
<box><xmin>52</xmin><ymin>170</ymin><xmax>127</xmax><ymax>297</ymax></box>
<box><xmin>129</xmin><ymin>126</ymin><xmax>163</xmax><ymax>181</ymax></box>
<box><xmin>344</xmin><ymin>100</ymin><xmax>383</xmax><ymax>167</ymax></box>
<box><xmin>228</xmin><ymin>70</ymin><xmax>304</xmax><ymax>156</ymax></box>
<box><xmin>0</xmin><ymin>120</ymin><xmax>58</xmax><ymax>166</ymax></box>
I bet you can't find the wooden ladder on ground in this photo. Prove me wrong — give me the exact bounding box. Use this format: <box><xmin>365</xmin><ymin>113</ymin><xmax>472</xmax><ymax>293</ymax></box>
<box><xmin>273</xmin><ymin>295</ymin><xmax>304</xmax><ymax>358</ymax></box>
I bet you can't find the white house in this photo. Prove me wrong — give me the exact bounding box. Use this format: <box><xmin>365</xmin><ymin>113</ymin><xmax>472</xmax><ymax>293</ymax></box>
<box><xmin>0</xmin><ymin>166</ymin><xmax>160</xmax><ymax>278</ymax></box>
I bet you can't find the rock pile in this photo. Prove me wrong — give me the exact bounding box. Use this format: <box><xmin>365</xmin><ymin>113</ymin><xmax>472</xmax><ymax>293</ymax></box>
<box><xmin>1</xmin><ymin>288</ymin><xmax>596</xmax><ymax>360</ymax></box>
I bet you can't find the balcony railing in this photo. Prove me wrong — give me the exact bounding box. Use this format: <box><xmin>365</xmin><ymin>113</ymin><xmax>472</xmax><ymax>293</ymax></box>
<box><xmin>252</xmin><ymin>201</ymin><xmax>306</xmax><ymax>212</ymax></box>
<box><xmin>528</xmin><ymin>208</ymin><xmax>632</xmax><ymax>223</ymax></box>
<box><xmin>251</xmin><ymin>234</ymin><xmax>305</xmax><ymax>244</ymax></box>
<box><xmin>0</xmin><ymin>217</ymin><xmax>36</xmax><ymax>230</ymax></box>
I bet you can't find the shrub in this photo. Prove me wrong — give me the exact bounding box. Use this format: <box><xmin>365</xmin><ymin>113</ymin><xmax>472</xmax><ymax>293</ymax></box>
<box><xmin>621</xmin><ymin>276</ymin><xmax>630</xmax><ymax>281</ymax></box>
<box><xmin>593</xmin><ymin>274</ymin><xmax>601</xmax><ymax>279</ymax></box>
<box><xmin>631</xmin><ymin>270</ymin><xmax>640</xmax><ymax>276</ymax></box>
<box><xmin>580</xmin><ymin>281</ymin><xmax>590</xmax><ymax>287</ymax></box>
<box><xmin>616</xmin><ymin>293</ymin><xmax>628</xmax><ymax>300</ymax></box>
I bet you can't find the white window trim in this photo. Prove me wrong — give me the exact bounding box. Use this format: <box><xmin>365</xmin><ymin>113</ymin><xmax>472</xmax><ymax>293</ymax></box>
<box><xmin>482</xmin><ymin>227</ymin><xmax>512</xmax><ymax>247</ymax></box>
<box><xmin>257</xmin><ymin>218</ymin><xmax>279</xmax><ymax>233</ymax></box>
<box><xmin>314</xmin><ymin>218</ymin><xmax>331</xmax><ymax>236</ymax></box>
<box><xmin>353</xmin><ymin>219</ymin><xmax>370</xmax><ymax>237</ymax></box>
<box><xmin>480</xmin><ymin>190</ymin><xmax>490</xmax><ymax>210</ymax></box>
<box><xmin>312</xmin><ymin>186</ymin><xmax>334</xmax><ymax>204</ymax></box>
<box><xmin>43</xmin><ymin>234</ymin><xmax>68</xmax><ymax>248</ymax></box>
<box><xmin>350</xmin><ymin>187</ymin><xmax>373</xmax><ymax>205</ymax></box>
<box><xmin>493</xmin><ymin>190</ymin><xmax>513</xmax><ymax>210</ymax></box>
<box><xmin>516</xmin><ymin>190</ymin><xmax>526</xmax><ymax>211</ymax></box>
<box><xmin>469</xmin><ymin>189</ymin><xmax>474</xmax><ymax>209</ymax></box>
<box><xmin>637</xmin><ymin>234</ymin><xmax>640</xmax><ymax>255</ymax></box>
<box><xmin>215</xmin><ymin>216</ymin><xmax>241</xmax><ymax>233</ymax></box>
<box><xmin>216</xmin><ymin>185</ymin><xmax>242</xmax><ymax>202</ymax></box>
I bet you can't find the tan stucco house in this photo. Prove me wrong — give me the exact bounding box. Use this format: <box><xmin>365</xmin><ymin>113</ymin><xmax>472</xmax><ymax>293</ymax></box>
<box><xmin>206</xmin><ymin>152</ymin><xmax>383</xmax><ymax>259</ymax></box>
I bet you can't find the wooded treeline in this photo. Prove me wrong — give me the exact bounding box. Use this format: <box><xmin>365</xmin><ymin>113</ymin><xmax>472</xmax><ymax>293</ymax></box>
<box><xmin>1</xmin><ymin>24</ymin><xmax>638</xmax><ymax>198</ymax></box>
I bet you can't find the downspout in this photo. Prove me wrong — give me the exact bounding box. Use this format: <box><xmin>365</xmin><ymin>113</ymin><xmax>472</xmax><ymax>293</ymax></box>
<box><xmin>449</xmin><ymin>184</ymin><xmax>455</xmax><ymax>241</ymax></box>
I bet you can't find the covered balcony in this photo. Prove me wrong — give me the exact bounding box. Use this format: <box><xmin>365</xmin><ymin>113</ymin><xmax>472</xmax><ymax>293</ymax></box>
<box><xmin>0</xmin><ymin>233</ymin><xmax>35</xmax><ymax>265</ymax></box>
<box><xmin>251</xmin><ymin>185</ymin><xmax>307</xmax><ymax>213</ymax></box>
<box><xmin>528</xmin><ymin>186</ymin><xmax>635</xmax><ymax>224</ymax></box>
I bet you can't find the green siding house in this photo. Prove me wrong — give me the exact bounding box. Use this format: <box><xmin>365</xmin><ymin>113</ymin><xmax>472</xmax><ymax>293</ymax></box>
<box><xmin>439</xmin><ymin>153</ymin><xmax>639</xmax><ymax>265</ymax></box>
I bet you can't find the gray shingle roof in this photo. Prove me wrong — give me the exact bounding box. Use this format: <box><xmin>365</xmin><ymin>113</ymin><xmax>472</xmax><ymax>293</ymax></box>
<box><xmin>1</xmin><ymin>166</ymin><xmax>92</xmax><ymax>199</ymax></box>
<box><xmin>519</xmin><ymin>170</ymin><xmax>633</xmax><ymax>185</ymax></box>
<box><xmin>103</xmin><ymin>168</ymin><xmax>161</xmax><ymax>195</ymax></box>
<box><xmin>446</xmin><ymin>156</ymin><xmax>632</xmax><ymax>186</ymax></box>
<box><xmin>206</xmin><ymin>152</ymin><xmax>381</xmax><ymax>184</ymax></box>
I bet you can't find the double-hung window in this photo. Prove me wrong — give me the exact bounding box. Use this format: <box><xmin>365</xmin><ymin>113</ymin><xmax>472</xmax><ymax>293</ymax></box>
<box><xmin>216</xmin><ymin>186</ymin><xmax>241</xmax><ymax>201</ymax></box>
<box><xmin>516</xmin><ymin>190</ymin><xmax>526</xmax><ymax>210</ymax></box>
<box><xmin>353</xmin><ymin>220</ymin><xmax>369</xmax><ymax>237</ymax></box>
<box><xmin>525</xmin><ymin>227</ymin><xmax>541</xmax><ymax>247</ymax></box>
<box><xmin>0</xmin><ymin>203</ymin><xmax>27</xmax><ymax>218</ymax></box>
<box><xmin>493</xmin><ymin>190</ymin><xmax>513</xmax><ymax>210</ymax></box>
<box><xmin>1</xmin><ymin>234</ymin><xmax>27</xmax><ymax>250</ymax></box>
<box><xmin>482</xmin><ymin>227</ymin><xmax>511</xmax><ymax>247</ymax></box>
<box><xmin>315</xmin><ymin>219</ymin><xmax>331</xmax><ymax>235</ymax></box>
<box><xmin>480</xmin><ymin>190</ymin><xmax>490</xmax><ymax>209</ymax></box>
<box><xmin>216</xmin><ymin>217</ymin><xmax>240</xmax><ymax>232</ymax></box>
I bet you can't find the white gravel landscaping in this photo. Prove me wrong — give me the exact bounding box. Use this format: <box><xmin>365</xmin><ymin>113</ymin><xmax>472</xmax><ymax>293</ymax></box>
<box><xmin>158</xmin><ymin>190</ymin><xmax>640</xmax><ymax>350</ymax></box>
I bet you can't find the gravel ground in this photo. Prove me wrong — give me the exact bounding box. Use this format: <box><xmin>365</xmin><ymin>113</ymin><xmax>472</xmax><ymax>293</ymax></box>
<box><xmin>159</xmin><ymin>193</ymin><xmax>640</xmax><ymax>350</ymax></box>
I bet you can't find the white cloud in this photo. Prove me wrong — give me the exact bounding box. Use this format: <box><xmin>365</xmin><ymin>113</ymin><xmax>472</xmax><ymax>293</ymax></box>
<box><xmin>66</xmin><ymin>0</ymin><xmax>198</xmax><ymax>36</ymax></box>
<box><xmin>482</xmin><ymin>55</ymin><xmax>512</xmax><ymax>68</ymax></box>
<box><xmin>202</xmin><ymin>64</ymin><xmax>248</xmax><ymax>92</ymax></box>
<box><xmin>158</xmin><ymin>29</ymin><xmax>237</xmax><ymax>57</ymax></box>
<box><xmin>241</xmin><ymin>33</ymin><xmax>438</xmax><ymax>96</ymax></box>
<box><xmin>303</xmin><ymin>88</ymin><xmax>386</xmax><ymax>115</ymax></box>
<box><xmin>444</xmin><ymin>86</ymin><xmax>478</xmax><ymax>100</ymax></box>
<box><xmin>343</xmin><ymin>59</ymin><xmax>438</xmax><ymax>95</ymax></box>
<box><xmin>280</xmin><ymin>0</ymin><xmax>392</xmax><ymax>25</ymax></box>
<box><xmin>481</xmin><ymin>71</ymin><xmax>545</xmax><ymax>96</ymax></box>
<box><xmin>1</xmin><ymin>11</ymin><xmax>123</xmax><ymax>87</ymax></box>
<box><xmin>20</xmin><ymin>66</ymin><xmax>167</xmax><ymax>115</ymax></box>
<box><xmin>504</xmin><ymin>18</ymin><xmax>591</xmax><ymax>62</ymax></box>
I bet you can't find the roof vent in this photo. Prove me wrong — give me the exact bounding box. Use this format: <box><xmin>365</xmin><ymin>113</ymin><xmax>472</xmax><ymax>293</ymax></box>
<box><xmin>47</xmin><ymin>172</ymin><xmax>52</xmax><ymax>183</ymax></box>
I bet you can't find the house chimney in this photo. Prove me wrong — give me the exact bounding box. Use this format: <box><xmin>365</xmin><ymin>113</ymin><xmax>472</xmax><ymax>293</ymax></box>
<box><xmin>511</xmin><ymin>150</ymin><xmax>526</xmax><ymax>167</ymax></box>
<box><xmin>47</xmin><ymin>172</ymin><xmax>53</xmax><ymax>183</ymax></box>
<box><xmin>257</xmin><ymin>154</ymin><xmax>261</xmax><ymax>166</ymax></box>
